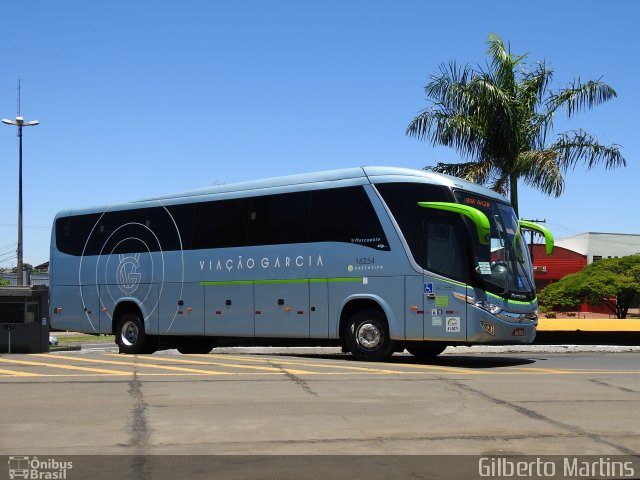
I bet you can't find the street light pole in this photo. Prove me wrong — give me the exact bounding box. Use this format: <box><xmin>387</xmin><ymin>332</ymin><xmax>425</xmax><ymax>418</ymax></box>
<box><xmin>2</xmin><ymin>116</ymin><xmax>39</xmax><ymax>286</ymax></box>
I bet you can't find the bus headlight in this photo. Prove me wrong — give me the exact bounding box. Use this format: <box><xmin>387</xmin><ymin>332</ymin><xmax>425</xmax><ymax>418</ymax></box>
<box><xmin>474</xmin><ymin>300</ymin><xmax>503</xmax><ymax>316</ymax></box>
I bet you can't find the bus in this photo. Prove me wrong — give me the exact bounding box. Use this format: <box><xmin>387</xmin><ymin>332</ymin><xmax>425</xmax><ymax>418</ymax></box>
<box><xmin>49</xmin><ymin>166</ymin><xmax>553</xmax><ymax>361</ymax></box>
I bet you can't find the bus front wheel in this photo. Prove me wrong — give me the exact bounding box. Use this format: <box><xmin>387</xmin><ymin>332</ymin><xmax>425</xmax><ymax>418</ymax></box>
<box><xmin>116</xmin><ymin>313</ymin><xmax>151</xmax><ymax>354</ymax></box>
<box><xmin>345</xmin><ymin>309</ymin><xmax>394</xmax><ymax>362</ymax></box>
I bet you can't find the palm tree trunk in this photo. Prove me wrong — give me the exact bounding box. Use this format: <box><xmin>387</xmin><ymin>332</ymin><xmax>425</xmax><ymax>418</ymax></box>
<box><xmin>510</xmin><ymin>172</ymin><xmax>519</xmax><ymax>217</ymax></box>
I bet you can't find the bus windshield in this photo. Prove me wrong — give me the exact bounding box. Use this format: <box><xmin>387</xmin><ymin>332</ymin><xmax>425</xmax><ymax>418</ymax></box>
<box><xmin>454</xmin><ymin>192</ymin><xmax>535</xmax><ymax>301</ymax></box>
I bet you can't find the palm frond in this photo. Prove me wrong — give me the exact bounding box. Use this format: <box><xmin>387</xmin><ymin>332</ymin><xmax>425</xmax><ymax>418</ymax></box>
<box><xmin>488</xmin><ymin>171</ymin><xmax>511</xmax><ymax>196</ymax></box>
<box><xmin>547</xmin><ymin>78</ymin><xmax>617</xmax><ymax>118</ymax></box>
<box><xmin>516</xmin><ymin>150</ymin><xmax>565</xmax><ymax>197</ymax></box>
<box><xmin>486</xmin><ymin>33</ymin><xmax>527</xmax><ymax>95</ymax></box>
<box><xmin>428</xmin><ymin>160</ymin><xmax>494</xmax><ymax>185</ymax></box>
<box><xmin>424</xmin><ymin>62</ymin><xmax>472</xmax><ymax>111</ymax></box>
<box><xmin>518</xmin><ymin>61</ymin><xmax>552</xmax><ymax>114</ymax></box>
<box><xmin>405</xmin><ymin>109</ymin><xmax>435</xmax><ymax>141</ymax></box>
<box><xmin>551</xmin><ymin>130</ymin><xmax>626</xmax><ymax>171</ymax></box>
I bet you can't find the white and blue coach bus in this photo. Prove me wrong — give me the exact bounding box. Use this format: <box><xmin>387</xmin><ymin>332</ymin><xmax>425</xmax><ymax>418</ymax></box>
<box><xmin>49</xmin><ymin>167</ymin><xmax>553</xmax><ymax>360</ymax></box>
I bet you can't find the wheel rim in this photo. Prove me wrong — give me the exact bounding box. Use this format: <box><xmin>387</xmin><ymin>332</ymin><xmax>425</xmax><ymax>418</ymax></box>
<box><xmin>120</xmin><ymin>320</ymin><xmax>139</xmax><ymax>347</ymax></box>
<box><xmin>356</xmin><ymin>322</ymin><xmax>383</xmax><ymax>350</ymax></box>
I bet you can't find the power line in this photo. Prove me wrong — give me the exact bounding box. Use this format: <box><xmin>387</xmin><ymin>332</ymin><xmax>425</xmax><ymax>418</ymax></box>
<box><xmin>0</xmin><ymin>243</ymin><xmax>18</xmax><ymax>255</ymax></box>
<box><xmin>0</xmin><ymin>253</ymin><xmax>17</xmax><ymax>263</ymax></box>
<box><xmin>0</xmin><ymin>222</ymin><xmax>49</xmax><ymax>230</ymax></box>
<box><xmin>545</xmin><ymin>219</ymin><xmax>581</xmax><ymax>235</ymax></box>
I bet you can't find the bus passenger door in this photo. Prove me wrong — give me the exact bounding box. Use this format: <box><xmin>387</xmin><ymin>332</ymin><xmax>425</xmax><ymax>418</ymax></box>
<box><xmin>422</xmin><ymin>219</ymin><xmax>468</xmax><ymax>341</ymax></box>
<box><xmin>254</xmin><ymin>282</ymin><xmax>310</xmax><ymax>338</ymax></box>
<box><xmin>205</xmin><ymin>284</ymin><xmax>254</xmax><ymax>337</ymax></box>
<box><xmin>423</xmin><ymin>276</ymin><xmax>467</xmax><ymax>341</ymax></box>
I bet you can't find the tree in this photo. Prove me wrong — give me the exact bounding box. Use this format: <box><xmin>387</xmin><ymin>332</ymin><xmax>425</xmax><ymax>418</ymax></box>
<box><xmin>406</xmin><ymin>33</ymin><xmax>625</xmax><ymax>215</ymax></box>
<box><xmin>538</xmin><ymin>255</ymin><xmax>640</xmax><ymax>319</ymax></box>
<box><xmin>11</xmin><ymin>262</ymin><xmax>34</xmax><ymax>273</ymax></box>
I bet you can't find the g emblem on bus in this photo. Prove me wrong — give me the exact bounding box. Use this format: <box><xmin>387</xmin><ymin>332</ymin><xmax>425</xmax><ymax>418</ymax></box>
<box><xmin>78</xmin><ymin>202</ymin><xmax>185</xmax><ymax>332</ymax></box>
<box><xmin>117</xmin><ymin>253</ymin><xmax>142</xmax><ymax>295</ymax></box>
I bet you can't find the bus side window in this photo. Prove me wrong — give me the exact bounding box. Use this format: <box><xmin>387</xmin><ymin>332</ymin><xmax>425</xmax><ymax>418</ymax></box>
<box><xmin>55</xmin><ymin>213</ymin><xmax>101</xmax><ymax>256</ymax></box>
<box><xmin>425</xmin><ymin>220</ymin><xmax>467</xmax><ymax>283</ymax></box>
<box><xmin>192</xmin><ymin>198</ymin><xmax>249</xmax><ymax>249</ymax></box>
<box><xmin>248</xmin><ymin>192</ymin><xmax>311</xmax><ymax>246</ymax></box>
<box><xmin>310</xmin><ymin>187</ymin><xmax>389</xmax><ymax>250</ymax></box>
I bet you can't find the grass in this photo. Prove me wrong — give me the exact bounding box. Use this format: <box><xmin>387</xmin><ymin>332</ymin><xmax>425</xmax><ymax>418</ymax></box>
<box><xmin>50</xmin><ymin>345</ymin><xmax>82</xmax><ymax>352</ymax></box>
<box><xmin>55</xmin><ymin>334</ymin><xmax>116</xmax><ymax>344</ymax></box>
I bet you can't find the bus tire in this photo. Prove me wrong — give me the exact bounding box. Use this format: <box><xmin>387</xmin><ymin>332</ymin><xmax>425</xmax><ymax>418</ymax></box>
<box><xmin>116</xmin><ymin>312</ymin><xmax>149</xmax><ymax>354</ymax></box>
<box><xmin>345</xmin><ymin>309</ymin><xmax>394</xmax><ymax>362</ymax></box>
<box><xmin>176</xmin><ymin>337</ymin><xmax>217</xmax><ymax>355</ymax></box>
<box><xmin>141</xmin><ymin>335</ymin><xmax>158</xmax><ymax>355</ymax></box>
<box><xmin>406</xmin><ymin>342</ymin><xmax>447</xmax><ymax>359</ymax></box>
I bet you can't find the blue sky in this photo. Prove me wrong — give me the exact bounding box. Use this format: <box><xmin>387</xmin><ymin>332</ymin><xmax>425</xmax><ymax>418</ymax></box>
<box><xmin>1</xmin><ymin>0</ymin><xmax>638</xmax><ymax>268</ymax></box>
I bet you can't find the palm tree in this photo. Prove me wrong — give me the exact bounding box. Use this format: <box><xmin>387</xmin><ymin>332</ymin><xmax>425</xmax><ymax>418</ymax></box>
<box><xmin>406</xmin><ymin>33</ymin><xmax>625</xmax><ymax>215</ymax></box>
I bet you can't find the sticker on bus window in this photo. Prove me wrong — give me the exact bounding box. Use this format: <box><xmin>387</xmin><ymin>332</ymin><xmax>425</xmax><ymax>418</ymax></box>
<box><xmin>478</xmin><ymin>262</ymin><xmax>491</xmax><ymax>275</ymax></box>
<box><xmin>432</xmin><ymin>316</ymin><xmax>443</xmax><ymax>326</ymax></box>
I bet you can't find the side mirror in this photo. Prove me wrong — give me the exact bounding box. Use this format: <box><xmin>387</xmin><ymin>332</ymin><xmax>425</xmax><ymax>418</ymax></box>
<box><xmin>519</xmin><ymin>220</ymin><xmax>554</xmax><ymax>255</ymax></box>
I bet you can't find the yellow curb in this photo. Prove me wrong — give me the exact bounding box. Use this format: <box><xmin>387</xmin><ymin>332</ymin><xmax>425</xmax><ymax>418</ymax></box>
<box><xmin>537</xmin><ymin>318</ymin><xmax>640</xmax><ymax>332</ymax></box>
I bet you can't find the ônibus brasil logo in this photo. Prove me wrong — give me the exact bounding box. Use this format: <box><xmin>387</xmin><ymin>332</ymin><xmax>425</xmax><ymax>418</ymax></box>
<box><xmin>8</xmin><ymin>456</ymin><xmax>73</xmax><ymax>479</ymax></box>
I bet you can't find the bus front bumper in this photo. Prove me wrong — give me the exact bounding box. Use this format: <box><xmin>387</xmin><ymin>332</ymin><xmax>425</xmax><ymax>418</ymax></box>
<box><xmin>467</xmin><ymin>316</ymin><xmax>537</xmax><ymax>344</ymax></box>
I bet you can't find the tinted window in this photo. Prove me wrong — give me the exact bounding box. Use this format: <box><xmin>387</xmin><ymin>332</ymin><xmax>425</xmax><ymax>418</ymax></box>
<box><xmin>310</xmin><ymin>187</ymin><xmax>389</xmax><ymax>251</ymax></box>
<box><xmin>55</xmin><ymin>213</ymin><xmax>101</xmax><ymax>256</ymax></box>
<box><xmin>376</xmin><ymin>182</ymin><xmax>451</xmax><ymax>266</ymax></box>
<box><xmin>55</xmin><ymin>205</ymin><xmax>193</xmax><ymax>256</ymax></box>
<box><xmin>248</xmin><ymin>192</ymin><xmax>311</xmax><ymax>246</ymax></box>
<box><xmin>55</xmin><ymin>186</ymin><xmax>390</xmax><ymax>256</ymax></box>
<box><xmin>424</xmin><ymin>220</ymin><xmax>467</xmax><ymax>282</ymax></box>
<box><xmin>192</xmin><ymin>198</ymin><xmax>249</xmax><ymax>249</ymax></box>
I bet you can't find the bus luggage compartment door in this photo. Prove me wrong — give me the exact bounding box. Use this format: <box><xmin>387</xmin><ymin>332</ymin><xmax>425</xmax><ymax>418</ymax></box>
<box><xmin>254</xmin><ymin>281</ymin><xmax>309</xmax><ymax>338</ymax></box>
<box><xmin>80</xmin><ymin>285</ymin><xmax>102</xmax><ymax>334</ymax></box>
<box><xmin>159</xmin><ymin>283</ymin><xmax>204</xmax><ymax>335</ymax></box>
<box><xmin>405</xmin><ymin>276</ymin><xmax>424</xmax><ymax>340</ymax></box>
<box><xmin>50</xmin><ymin>285</ymin><xmax>83</xmax><ymax>332</ymax></box>
<box><xmin>205</xmin><ymin>283</ymin><xmax>254</xmax><ymax>337</ymax></box>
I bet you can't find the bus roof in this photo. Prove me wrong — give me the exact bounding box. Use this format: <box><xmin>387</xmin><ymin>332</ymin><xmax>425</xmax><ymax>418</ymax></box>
<box><xmin>58</xmin><ymin>166</ymin><xmax>509</xmax><ymax>217</ymax></box>
<box><xmin>141</xmin><ymin>166</ymin><xmax>508</xmax><ymax>203</ymax></box>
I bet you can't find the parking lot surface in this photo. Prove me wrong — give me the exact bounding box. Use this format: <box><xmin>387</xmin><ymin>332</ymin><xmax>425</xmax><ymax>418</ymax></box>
<box><xmin>1</xmin><ymin>351</ymin><xmax>638</xmax><ymax>458</ymax></box>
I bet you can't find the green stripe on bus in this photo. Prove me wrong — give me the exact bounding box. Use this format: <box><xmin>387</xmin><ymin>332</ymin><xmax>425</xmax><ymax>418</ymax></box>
<box><xmin>487</xmin><ymin>291</ymin><xmax>537</xmax><ymax>305</ymax></box>
<box><xmin>200</xmin><ymin>277</ymin><xmax>363</xmax><ymax>286</ymax></box>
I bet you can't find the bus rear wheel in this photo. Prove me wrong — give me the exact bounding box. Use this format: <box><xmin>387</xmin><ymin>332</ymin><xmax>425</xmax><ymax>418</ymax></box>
<box><xmin>406</xmin><ymin>342</ymin><xmax>447</xmax><ymax>359</ymax></box>
<box><xmin>116</xmin><ymin>312</ymin><xmax>154</xmax><ymax>354</ymax></box>
<box><xmin>345</xmin><ymin>309</ymin><xmax>394</xmax><ymax>362</ymax></box>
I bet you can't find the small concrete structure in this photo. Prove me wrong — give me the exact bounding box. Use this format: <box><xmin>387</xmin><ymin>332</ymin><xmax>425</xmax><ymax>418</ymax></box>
<box><xmin>0</xmin><ymin>285</ymin><xmax>50</xmax><ymax>353</ymax></box>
